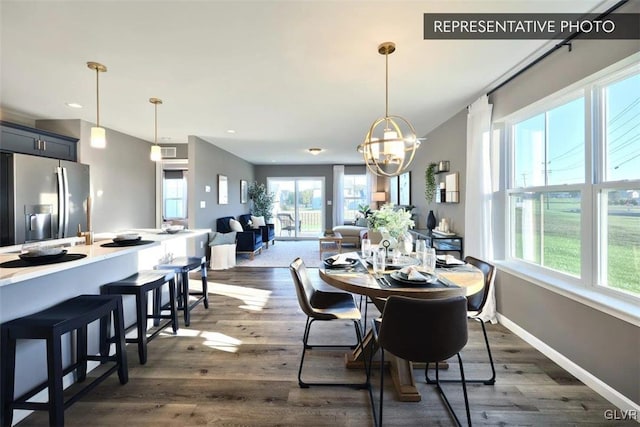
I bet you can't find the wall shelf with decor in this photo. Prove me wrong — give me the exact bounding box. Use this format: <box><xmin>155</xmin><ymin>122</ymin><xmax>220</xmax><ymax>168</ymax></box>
<box><xmin>436</xmin><ymin>171</ymin><xmax>459</xmax><ymax>203</ymax></box>
<box><xmin>434</xmin><ymin>160</ymin><xmax>450</xmax><ymax>174</ymax></box>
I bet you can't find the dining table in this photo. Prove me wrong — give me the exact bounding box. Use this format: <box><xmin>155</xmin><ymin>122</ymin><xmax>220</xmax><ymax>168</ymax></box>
<box><xmin>319</xmin><ymin>252</ymin><xmax>484</xmax><ymax>402</ymax></box>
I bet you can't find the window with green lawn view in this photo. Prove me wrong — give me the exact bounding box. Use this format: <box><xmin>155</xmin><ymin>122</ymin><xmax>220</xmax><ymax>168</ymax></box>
<box><xmin>507</xmin><ymin>64</ymin><xmax>639</xmax><ymax>299</ymax></box>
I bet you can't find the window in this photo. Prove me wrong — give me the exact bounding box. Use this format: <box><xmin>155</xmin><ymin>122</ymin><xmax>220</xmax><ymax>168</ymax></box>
<box><xmin>342</xmin><ymin>174</ymin><xmax>367</xmax><ymax>221</ymax></box>
<box><xmin>163</xmin><ymin>170</ymin><xmax>187</xmax><ymax>220</ymax></box>
<box><xmin>505</xmin><ymin>62</ymin><xmax>639</xmax><ymax>300</ymax></box>
<box><xmin>509</xmin><ymin>191</ymin><xmax>582</xmax><ymax>276</ymax></box>
<box><xmin>603</xmin><ymin>72</ymin><xmax>640</xmax><ymax>182</ymax></box>
<box><xmin>510</xmin><ymin>97</ymin><xmax>585</xmax><ymax>277</ymax></box>
<box><xmin>598</xmin><ymin>71</ymin><xmax>640</xmax><ymax>296</ymax></box>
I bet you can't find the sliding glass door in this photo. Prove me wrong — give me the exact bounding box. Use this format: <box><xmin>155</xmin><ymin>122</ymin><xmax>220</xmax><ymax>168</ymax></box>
<box><xmin>268</xmin><ymin>177</ymin><xmax>324</xmax><ymax>239</ymax></box>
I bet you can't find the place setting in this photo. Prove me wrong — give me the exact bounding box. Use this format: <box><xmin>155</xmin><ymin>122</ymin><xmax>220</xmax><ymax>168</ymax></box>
<box><xmin>100</xmin><ymin>233</ymin><xmax>155</xmax><ymax>247</ymax></box>
<box><xmin>0</xmin><ymin>244</ymin><xmax>87</xmax><ymax>268</ymax></box>
<box><xmin>378</xmin><ymin>265</ymin><xmax>454</xmax><ymax>289</ymax></box>
<box><xmin>322</xmin><ymin>253</ymin><xmax>366</xmax><ymax>274</ymax></box>
<box><xmin>436</xmin><ymin>254</ymin><xmax>471</xmax><ymax>269</ymax></box>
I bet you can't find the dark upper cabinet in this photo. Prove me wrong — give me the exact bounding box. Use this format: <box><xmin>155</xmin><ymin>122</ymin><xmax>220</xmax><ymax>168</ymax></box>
<box><xmin>0</xmin><ymin>121</ymin><xmax>78</xmax><ymax>161</ymax></box>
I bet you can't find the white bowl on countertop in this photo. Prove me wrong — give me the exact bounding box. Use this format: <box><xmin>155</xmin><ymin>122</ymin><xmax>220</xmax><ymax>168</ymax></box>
<box><xmin>165</xmin><ymin>225</ymin><xmax>184</xmax><ymax>234</ymax></box>
<box><xmin>23</xmin><ymin>246</ymin><xmax>65</xmax><ymax>256</ymax></box>
<box><xmin>114</xmin><ymin>233</ymin><xmax>140</xmax><ymax>241</ymax></box>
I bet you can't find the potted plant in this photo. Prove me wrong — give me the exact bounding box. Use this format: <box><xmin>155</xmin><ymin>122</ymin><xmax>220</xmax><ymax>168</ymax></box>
<box><xmin>367</xmin><ymin>203</ymin><xmax>416</xmax><ymax>255</ymax></box>
<box><xmin>247</xmin><ymin>181</ymin><xmax>275</xmax><ymax>222</ymax></box>
<box><xmin>424</xmin><ymin>163</ymin><xmax>437</xmax><ymax>203</ymax></box>
<box><xmin>367</xmin><ymin>203</ymin><xmax>415</xmax><ymax>237</ymax></box>
<box><xmin>354</xmin><ymin>203</ymin><xmax>371</xmax><ymax>226</ymax></box>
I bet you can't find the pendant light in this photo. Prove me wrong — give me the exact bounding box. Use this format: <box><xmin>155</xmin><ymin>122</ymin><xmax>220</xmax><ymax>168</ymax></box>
<box><xmin>359</xmin><ymin>42</ymin><xmax>420</xmax><ymax>177</ymax></box>
<box><xmin>149</xmin><ymin>98</ymin><xmax>163</xmax><ymax>161</ymax></box>
<box><xmin>87</xmin><ymin>62</ymin><xmax>107</xmax><ymax>148</ymax></box>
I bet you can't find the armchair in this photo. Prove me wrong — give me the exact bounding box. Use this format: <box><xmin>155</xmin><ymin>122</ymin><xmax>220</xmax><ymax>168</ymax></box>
<box><xmin>216</xmin><ymin>216</ymin><xmax>263</xmax><ymax>259</ymax></box>
<box><xmin>238</xmin><ymin>214</ymin><xmax>275</xmax><ymax>249</ymax></box>
<box><xmin>276</xmin><ymin>213</ymin><xmax>301</xmax><ymax>236</ymax></box>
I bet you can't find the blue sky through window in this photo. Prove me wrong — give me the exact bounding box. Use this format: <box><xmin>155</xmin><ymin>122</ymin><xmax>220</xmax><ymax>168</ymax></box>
<box><xmin>605</xmin><ymin>73</ymin><xmax>640</xmax><ymax>182</ymax></box>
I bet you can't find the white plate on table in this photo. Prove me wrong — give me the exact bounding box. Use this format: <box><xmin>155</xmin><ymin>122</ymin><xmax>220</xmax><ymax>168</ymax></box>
<box><xmin>389</xmin><ymin>270</ymin><xmax>438</xmax><ymax>285</ymax></box>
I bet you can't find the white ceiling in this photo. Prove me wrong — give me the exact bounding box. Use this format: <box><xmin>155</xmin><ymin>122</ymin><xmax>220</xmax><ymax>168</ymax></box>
<box><xmin>1</xmin><ymin>0</ymin><xmax>607</xmax><ymax>165</ymax></box>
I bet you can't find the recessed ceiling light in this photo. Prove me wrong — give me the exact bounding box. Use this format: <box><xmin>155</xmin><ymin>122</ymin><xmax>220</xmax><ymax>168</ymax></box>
<box><xmin>65</xmin><ymin>102</ymin><xmax>83</xmax><ymax>109</ymax></box>
<box><xmin>160</xmin><ymin>136</ymin><xmax>171</xmax><ymax>141</ymax></box>
<box><xmin>226</xmin><ymin>129</ymin><xmax>236</xmax><ymax>134</ymax></box>
<box><xmin>308</xmin><ymin>147</ymin><xmax>323</xmax><ymax>155</ymax></box>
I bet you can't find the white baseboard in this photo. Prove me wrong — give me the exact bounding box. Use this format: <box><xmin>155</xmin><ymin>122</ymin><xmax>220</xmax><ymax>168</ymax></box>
<box><xmin>497</xmin><ymin>313</ymin><xmax>640</xmax><ymax>420</ymax></box>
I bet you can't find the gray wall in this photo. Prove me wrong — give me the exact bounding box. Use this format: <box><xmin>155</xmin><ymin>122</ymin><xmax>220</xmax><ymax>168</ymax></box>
<box><xmin>489</xmin><ymin>3</ymin><xmax>640</xmax><ymax>406</ymax></box>
<box><xmin>189</xmin><ymin>136</ymin><xmax>254</xmax><ymax>231</ymax></box>
<box><xmin>403</xmin><ymin>109</ymin><xmax>468</xmax><ymax>233</ymax></box>
<box><xmin>36</xmin><ymin>119</ymin><xmax>156</xmax><ymax>233</ymax></box>
<box><xmin>495</xmin><ymin>271</ymin><xmax>640</xmax><ymax>405</ymax></box>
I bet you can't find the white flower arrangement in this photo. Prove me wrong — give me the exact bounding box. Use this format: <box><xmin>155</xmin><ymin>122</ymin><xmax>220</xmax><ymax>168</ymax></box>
<box><xmin>367</xmin><ymin>203</ymin><xmax>415</xmax><ymax>238</ymax></box>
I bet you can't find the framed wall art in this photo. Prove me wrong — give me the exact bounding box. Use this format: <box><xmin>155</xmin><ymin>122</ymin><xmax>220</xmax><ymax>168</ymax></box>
<box><xmin>240</xmin><ymin>179</ymin><xmax>248</xmax><ymax>204</ymax></box>
<box><xmin>218</xmin><ymin>174</ymin><xmax>228</xmax><ymax>205</ymax></box>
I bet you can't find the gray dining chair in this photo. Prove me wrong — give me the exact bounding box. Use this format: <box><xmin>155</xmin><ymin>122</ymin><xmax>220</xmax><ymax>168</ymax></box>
<box><xmin>426</xmin><ymin>255</ymin><xmax>496</xmax><ymax>386</ymax></box>
<box><xmin>289</xmin><ymin>257</ymin><xmax>369</xmax><ymax>389</ymax></box>
<box><xmin>370</xmin><ymin>295</ymin><xmax>471</xmax><ymax>427</ymax></box>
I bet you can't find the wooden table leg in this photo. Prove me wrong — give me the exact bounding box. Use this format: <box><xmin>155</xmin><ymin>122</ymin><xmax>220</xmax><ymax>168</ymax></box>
<box><xmin>389</xmin><ymin>355</ymin><xmax>422</xmax><ymax>402</ymax></box>
<box><xmin>344</xmin><ymin>329</ymin><xmax>424</xmax><ymax>402</ymax></box>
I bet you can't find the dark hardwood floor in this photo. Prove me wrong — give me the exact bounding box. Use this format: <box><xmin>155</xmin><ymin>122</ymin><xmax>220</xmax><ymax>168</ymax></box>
<box><xmin>17</xmin><ymin>267</ymin><xmax>632</xmax><ymax>426</ymax></box>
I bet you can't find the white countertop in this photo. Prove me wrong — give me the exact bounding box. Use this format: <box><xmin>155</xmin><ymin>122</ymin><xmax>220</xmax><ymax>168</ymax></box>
<box><xmin>0</xmin><ymin>229</ymin><xmax>210</xmax><ymax>287</ymax></box>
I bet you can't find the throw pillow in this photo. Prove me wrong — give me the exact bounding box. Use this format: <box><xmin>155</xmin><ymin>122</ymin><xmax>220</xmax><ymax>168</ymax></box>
<box><xmin>251</xmin><ymin>215</ymin><xmax>266</xmax><ymax>228</ymax></box>
<box><xmin>229</xmin><ymin>218</ymin><xmax>243</xmax><ymax>232</ymax></box>
<box><xmin>209</xmin><ymin>231</ymin><xmax>237</xmax><ymax>246</ymax></box>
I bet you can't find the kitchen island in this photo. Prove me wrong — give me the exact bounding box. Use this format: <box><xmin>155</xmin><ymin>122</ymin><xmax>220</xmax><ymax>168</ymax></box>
<box><xmin>0</xmin><ymin>229</ymin><xmax>210</xmax><ymax>425</ymax></box>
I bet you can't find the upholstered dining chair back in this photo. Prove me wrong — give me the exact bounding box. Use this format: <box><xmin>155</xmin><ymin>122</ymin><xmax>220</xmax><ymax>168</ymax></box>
<box><xmin>374</xmin><ymin>296</ymin><xmax>472</xmax><ymax>426</ymax></box>
<box><xmin>463</xmin><ymin>256</ymin><xmax>495</xmax><ymax>312</ymax></box>
<box><xmin>289</xmin><ymin>257</ymin><xmax>321</xmax><ymax>319</ymax></box>
<box><xmin>427</xmin><ymin>256</ymin><xmax>497</xmax><ymax>387</ymax></box>
<box><xmin>379</xmin><ymin>295</ymin><xmax>468</xmax><ymax>363</ymax></box>
<box><xmin>288</xmin><ymin>257</ymin><xmax>367</xmax><ymax>389</ymax></box>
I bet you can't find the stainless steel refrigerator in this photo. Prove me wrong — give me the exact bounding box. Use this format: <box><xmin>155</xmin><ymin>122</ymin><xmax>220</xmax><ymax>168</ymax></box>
<box><xmin>0</xmin><ymin>152</ymin><xmax>90</xmax><ymax>246</ymax></box>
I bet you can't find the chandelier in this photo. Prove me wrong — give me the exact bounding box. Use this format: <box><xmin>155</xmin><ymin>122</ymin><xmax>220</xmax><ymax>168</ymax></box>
<box><xmin>358</xmin><ymin>42</ymin><xmax>420</xmax><ymax>177</ymax></box>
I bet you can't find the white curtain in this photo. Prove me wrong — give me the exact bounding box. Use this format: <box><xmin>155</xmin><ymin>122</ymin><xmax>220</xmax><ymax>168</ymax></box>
<box><xmin>366</xmin><ymin>168</ymin><xmax>377</xmax><ymax>211</ymax></box>
<box><xmin>332</xmin><ymin>165</ymin><xmax>345</xmax><ymax>227</ymax></box>
<box><xmin>464</xmin><ymin>95</ymin><xmax>497</xmax><ymax>323</ymax></box>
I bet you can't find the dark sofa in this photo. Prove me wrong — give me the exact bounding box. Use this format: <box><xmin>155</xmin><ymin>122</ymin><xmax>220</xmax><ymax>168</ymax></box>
<box><xmin>216</xmin><ymin>216</ymin><xmax>263</xmax><ymax>259</ymax></box>
<box><xmin>238</xmin><ymin>214</ymin><xmax>275</xmax><ymax>249</ymax></box>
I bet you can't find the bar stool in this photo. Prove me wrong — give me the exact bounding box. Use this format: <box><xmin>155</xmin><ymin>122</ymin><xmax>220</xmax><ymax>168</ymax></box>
<box><xmin>101</xmin><ymin>270</ymin><xmax>178</xmax><ymax>364</ymax></box>
<box><xmin>1</xmin><ymin>295</ymin><xmax>128</xmax><ymax>427</ymax></box>
<box><xmin>155</xmin><ymin>256</ymin><xmax>208</xmax><ymax>326</ymax></box>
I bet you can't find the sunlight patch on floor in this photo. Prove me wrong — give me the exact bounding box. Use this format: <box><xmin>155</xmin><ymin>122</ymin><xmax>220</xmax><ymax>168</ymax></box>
<box><xmin>208</xmin><ymin>281</ymin><xmax>272</xmax><ymax>311</ymax></box>
<box><xmin>174</xmin><ymin>327</ymin><xmax>242</xmax><ymax>353</ymax></box>
<box><xmin>200</xmin><ymin>330</ymin><xmax>242</xmax><ymax>353</ymax></box>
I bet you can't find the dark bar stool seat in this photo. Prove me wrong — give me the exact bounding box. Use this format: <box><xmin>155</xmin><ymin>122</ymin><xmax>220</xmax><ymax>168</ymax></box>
<box><xmin>101</xmin><ymin>270</ymin><xmax>178</xmax><ymax>364</ymax></box>
<box><xmin>155</xmin><ymin>256</ymin><xmax>208</xmax><ymax>326</ymax></box>
<box><xmin>1</xmin><ymin>295</ymin><xmax>128</xmax><ymax>427</ymax></box>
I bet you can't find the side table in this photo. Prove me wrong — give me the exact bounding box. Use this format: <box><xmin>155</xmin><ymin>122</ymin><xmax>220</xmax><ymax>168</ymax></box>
<box><xmin>318</xmin><ymin>232</ymin><xmax>343</xmax><ymax>259</ymax></box>
<box><xmin>410</xmin><ymin>229</ymin><xmax>463</xmax><ymax>258</ymax></box>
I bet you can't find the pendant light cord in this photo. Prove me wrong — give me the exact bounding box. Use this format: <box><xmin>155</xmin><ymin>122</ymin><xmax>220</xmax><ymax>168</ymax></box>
<box><xmin>385</xmin><ymin>48</ymin><xmax>389</xmax><ymax>119</ymax></box>
<box><xmin>154</xmin><ymin>102</ymin><xmax>158</xmax><ymax>144</ymax></box>
<box><xmin>95</xmin><ymin>68</ymin><xmax>100</xmax><ymax>127</ymax></box>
